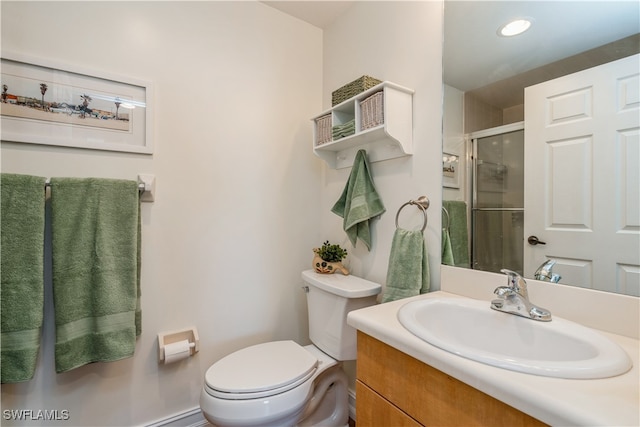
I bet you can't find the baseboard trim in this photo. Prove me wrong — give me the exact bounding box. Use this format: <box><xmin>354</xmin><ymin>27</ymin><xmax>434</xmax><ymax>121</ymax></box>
<box><xmin>145</xmin><ymin>390</ymin><xmax>356</xmax><ymax>426</ymax></box>
<box><xmin>348</xmin><ymin>387</ymin><xmax>356</xmax><ymax>421</ymax></box>
<box><xmin>145</xmin><ymin>407</ymin><xmax>208</xmax><ymax>427</ymax></box>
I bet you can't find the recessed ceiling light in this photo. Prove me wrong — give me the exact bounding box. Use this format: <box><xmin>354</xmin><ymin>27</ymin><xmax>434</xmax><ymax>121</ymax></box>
<box><xmin>497</xmin><ymin>18</ymin><xmax>533</xmax><ymax>37</ymax></box>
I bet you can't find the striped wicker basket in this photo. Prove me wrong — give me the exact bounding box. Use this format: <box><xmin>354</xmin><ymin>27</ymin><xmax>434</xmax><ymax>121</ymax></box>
<box><xmin>315</xmin><ymin>114</ymin><xmax>332</xmax><ymax>146</ymax></box>
<box><xmin>360</xmin><ymin>91</ymin><xmax>384</xmax><ymax>130</ymax></box>
<box><xmin>332</xmin><ymin>75</ymin><xmax>382</xmax><ymax>106</ymax></box>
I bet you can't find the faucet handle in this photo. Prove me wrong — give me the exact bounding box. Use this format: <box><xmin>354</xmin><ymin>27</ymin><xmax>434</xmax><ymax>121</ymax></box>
<box><xmin>499</xmin><ymin>269</ymin><xmax>528</xmax><ymax>298</ymax></box>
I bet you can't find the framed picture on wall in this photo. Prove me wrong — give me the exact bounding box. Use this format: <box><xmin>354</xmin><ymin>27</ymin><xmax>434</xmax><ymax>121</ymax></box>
<box><xmin>0</xmin><ymin>52</ymin><xmax>153</xmax><ymax>154</ymax></box>
<box><xmin>443</xmin><ymin>152</ymin><xmax>460</xmax><ymax>188</ymax></box>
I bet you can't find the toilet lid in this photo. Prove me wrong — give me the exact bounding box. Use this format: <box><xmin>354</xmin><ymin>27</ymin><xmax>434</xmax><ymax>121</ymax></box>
<box><xmin>205</xmin><ymin>341</ymin><xmax>318</xmax><ymax>396</ymax></box>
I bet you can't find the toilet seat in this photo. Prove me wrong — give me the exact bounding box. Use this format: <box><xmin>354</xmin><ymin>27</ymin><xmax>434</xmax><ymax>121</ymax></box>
<box><xmin>204</xmin><ymin>341</ymin><xmax>318</xmax><ymax>400</ymax></box>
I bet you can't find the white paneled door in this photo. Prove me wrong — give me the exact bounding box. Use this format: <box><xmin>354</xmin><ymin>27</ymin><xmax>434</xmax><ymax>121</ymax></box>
<box><xmin>524</xmin><ymin>54</ymin><xmax>640</xmax><ymax>296</ymax></box>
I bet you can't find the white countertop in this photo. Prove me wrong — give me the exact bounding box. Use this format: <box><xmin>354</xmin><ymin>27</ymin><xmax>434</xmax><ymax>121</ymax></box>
<box><xmin>347</xmin><ymin>290</ymin><xmax>640</xmax><ymax>426</ymax></box>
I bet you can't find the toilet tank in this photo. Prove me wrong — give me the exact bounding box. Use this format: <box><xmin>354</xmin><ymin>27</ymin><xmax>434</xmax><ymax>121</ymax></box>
<box><xmin>302</xmin><ymin>269</ymin><xmax>381</xmax><ymax>361</ymax></box>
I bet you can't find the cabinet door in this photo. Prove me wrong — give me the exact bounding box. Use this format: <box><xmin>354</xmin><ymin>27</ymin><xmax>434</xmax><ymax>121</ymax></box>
<box><xmin>356</xmin><ymin>380</ymin><xmax>421</xmax><ymax>427</ymax></box>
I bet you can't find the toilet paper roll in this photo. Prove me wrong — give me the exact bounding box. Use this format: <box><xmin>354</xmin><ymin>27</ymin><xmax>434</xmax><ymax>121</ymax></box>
<box><xmin>163</xmin><ymin>340</ymin><xmax>192</xmax><ymax>364</ymax></box>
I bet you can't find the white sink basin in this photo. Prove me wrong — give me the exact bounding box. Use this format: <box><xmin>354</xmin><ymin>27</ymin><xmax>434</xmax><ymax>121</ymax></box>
<box><xmin>398</xmin><ymin>297</ymin><xmax>632</xmax><ymax>379</ymax></box>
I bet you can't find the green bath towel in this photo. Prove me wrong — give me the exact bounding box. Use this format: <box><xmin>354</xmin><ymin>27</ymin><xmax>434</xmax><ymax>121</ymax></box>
<box><xmin>381</xmin><ymin>228</ymin><xmax>430</xmax><ymax>303</ymax></box>
<box><xmin>442</xmin><ymin>200</ymin><xmax>469</xmax><ymax>268</ymax></box>
<box><xmin>331</xmin><ymin>150</ymin><xmax>385</xmax><ymax>250</ymax></box>
<box><xmin>1</xmin><ymin>173</ymin><xmax>47</xmax><ymax>383</ymax></box>
<box><xmin>50</xmin><ymin>178</ymin><xmax>141</xmax><ymax>373</ymax></box>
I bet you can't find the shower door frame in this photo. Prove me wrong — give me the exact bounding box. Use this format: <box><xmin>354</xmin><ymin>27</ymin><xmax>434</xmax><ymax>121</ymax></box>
<box><xmin>469</xmin><ymin>121</ymin><xmax>525</xmax><ymax>274</ymax></box>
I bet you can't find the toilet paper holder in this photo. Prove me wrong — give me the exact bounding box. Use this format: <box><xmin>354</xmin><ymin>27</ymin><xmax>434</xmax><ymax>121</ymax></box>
<box><xmin>158</xmin><ymin>327</ymin><xmax>199</xmax><ymax>363</ymax></box>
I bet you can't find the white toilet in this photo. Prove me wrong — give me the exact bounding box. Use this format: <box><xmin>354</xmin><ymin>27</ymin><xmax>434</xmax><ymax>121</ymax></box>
<box><xmin>200</xmin><ymin>269</ymin><xmax>381</xmax><ymax>427</ymax></box>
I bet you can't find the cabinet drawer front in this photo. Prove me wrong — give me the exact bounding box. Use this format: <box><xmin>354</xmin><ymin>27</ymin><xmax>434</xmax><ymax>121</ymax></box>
<box><xmin>356</xmin><ymin>380</ymin><xmax>421</xmax><ymax>427</ymax></box>
<box><xmin>357</xmin><ymin>332</ymin><xmax>546</xmax><ymax>427</ymax></box>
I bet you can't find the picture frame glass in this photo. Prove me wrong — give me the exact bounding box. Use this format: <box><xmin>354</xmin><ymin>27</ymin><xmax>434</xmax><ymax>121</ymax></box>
<box><xmin>443</xmin><ymin>152</ymin><xmax>460</xmax><ymax>188</ymax></box>
<box><xmin>1</xmin><ymin>55</ymin><xmax>152</xmax><ymax>154</ymax></box>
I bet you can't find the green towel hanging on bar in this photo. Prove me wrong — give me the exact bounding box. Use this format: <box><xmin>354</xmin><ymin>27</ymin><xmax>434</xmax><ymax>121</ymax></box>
<box><xmin>50</xmin><ymin>177</ymin><xmax>141</xmax><ymax>373</ymax></box>
<box><xmin>1</xmin><ymin>173</ymin><xmax>47</xmax><ymax>383</ymax></box>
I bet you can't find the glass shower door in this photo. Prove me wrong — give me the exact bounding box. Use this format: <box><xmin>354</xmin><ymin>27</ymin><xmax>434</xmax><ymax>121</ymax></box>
<box><xmin>471</xmin><ymin>129</ymin><xmax>524</xmax><ymax>275</ymax></box>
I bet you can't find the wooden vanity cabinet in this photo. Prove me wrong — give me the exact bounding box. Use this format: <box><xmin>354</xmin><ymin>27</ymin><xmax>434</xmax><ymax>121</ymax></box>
<box><xmin>355</xmin><ymin>331</ymin><xmax>547</xmax><ymax>427</ymax></box>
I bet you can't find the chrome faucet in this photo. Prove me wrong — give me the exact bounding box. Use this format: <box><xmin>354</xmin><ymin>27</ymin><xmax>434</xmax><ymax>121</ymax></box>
<box><xmin>534</xmin><ymin>259</ymin><xmax>562</xmax><ymax>283</ymax></box>
<box><xmin>491</xmin><ymin>269</ymin><xmax>552</xmax><ymax>321</ymax></box>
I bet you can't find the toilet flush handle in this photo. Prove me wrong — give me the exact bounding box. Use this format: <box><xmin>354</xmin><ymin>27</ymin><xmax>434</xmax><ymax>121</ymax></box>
<box><xmin>301</xmin><ymin>286</ymin><xmax>309</xmax><ymax>293</ymax></box>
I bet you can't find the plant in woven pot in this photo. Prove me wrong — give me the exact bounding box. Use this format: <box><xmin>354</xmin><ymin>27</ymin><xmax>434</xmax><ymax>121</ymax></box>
<box><xmin>312</xmin><ymin>241</ymin><xmax>349</xmax><ymax>275</ymax></box>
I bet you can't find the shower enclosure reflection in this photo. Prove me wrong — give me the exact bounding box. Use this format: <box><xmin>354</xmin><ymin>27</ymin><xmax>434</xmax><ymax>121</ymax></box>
<box><xmin>471</xmin><ymin>126</ymin><xmax>523</xmax><ymax>275</ymax></box>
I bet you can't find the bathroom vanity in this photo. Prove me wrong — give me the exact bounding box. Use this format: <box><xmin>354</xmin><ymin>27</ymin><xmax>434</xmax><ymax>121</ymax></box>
<box><xmin>347</xmin><ymin>267</ymin><xmax>640</xmax><ymax>426</ymax></box>
<box><xmin>355</xmin><ymin>331</ymin><xmax>544</xmax><ymax>426</ymax></box>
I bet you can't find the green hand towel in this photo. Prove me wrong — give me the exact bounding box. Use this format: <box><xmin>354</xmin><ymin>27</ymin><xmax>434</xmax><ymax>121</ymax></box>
<box><xmin>381</xmin><ymin>228</ymin><xmax>430</xmax><ymax>303</ymax></box>
<box><xmin>1</xmin><ymin>173</ymin><xmax>47</xmax><ymax>383</ymax></box>
<box><xmin>331</xmin><ymin>150</ymin><xmax>385</xmax><ymax>250</ymax></box>
<box><xmin>50</xmin><ymin>178</ymin><xmax>141</xmax><ymax>373</ymax></box>
<box><xmin>441</xmin><ymin>228</ymin><xmax>455</xmax><ymax>266</ymax></box>
<box><xmin>442</xmin><ymin>200</ymin><xmax>469</xmax><ymax>268</ymax></box>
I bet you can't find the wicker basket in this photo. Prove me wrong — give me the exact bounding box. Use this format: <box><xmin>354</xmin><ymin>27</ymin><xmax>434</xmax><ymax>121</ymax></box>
<box><xmin>332</xmin><ymin>75</ymin><xmax>382</xmax><ymax>106</ymax></box>
<box><xmin>360</xmin><ymin>91</ymin><xmax>384</xmax><ymax>130</ymax></box>
<box><xmin>315</xmin><ymin>114</ymin><xmax>332</xmax><ymax>146</ymax></box>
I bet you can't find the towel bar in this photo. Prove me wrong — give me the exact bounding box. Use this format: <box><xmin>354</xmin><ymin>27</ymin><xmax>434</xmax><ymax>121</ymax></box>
<box><xmin>44</xmin><ymin>178</ymin><xmax>146</xmax><ymax>195</ymax></box>
<box><xmin>395</xmin><ymin>196</ymin><xmax>429</xmax><ymax>232</ymax></box>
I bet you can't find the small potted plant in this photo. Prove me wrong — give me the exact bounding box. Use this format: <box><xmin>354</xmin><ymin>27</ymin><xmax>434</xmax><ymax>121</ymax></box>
<box><xmin>312</xmin><ymin>241</ymin><xmax>349</xmax><ymax>275</ymax></box>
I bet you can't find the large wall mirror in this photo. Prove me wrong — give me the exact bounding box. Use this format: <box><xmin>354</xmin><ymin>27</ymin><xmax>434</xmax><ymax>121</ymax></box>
<box><xmin>442</xmin><ymin>1</ymin><xmax>639</xmax><ymax>296</ymax></box>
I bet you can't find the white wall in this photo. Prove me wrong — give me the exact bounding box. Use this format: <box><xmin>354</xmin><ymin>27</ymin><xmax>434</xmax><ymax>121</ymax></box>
<box><xmin>321</xmin><ymin>1</ymin><xmax>443</xmax><ymax>290</ymax></box>
<box><xmin>1</xmin><ymin>1</ymin><xmax>446</xmax><ymax>424</ymax></box>
<box><xmin>443</xmin><ymin>84</ymin><xmax>467</xmax><ymax>202</ymax></box>
<box><xmin>1</xmin><ymin>2</ymin><xmax>323</xmax><ymax>425</ymax></box>
<box><xmin>320</xmin><ymin>0</ymin><xmax>443</xmax><ymax>390</ymax></box>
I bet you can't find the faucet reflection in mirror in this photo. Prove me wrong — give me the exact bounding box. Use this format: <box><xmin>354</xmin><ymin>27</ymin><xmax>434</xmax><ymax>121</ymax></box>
<box><xmin>534</xmin><ymin>260</ymin><xmax>561</xmax><ymax>283</ymax></box>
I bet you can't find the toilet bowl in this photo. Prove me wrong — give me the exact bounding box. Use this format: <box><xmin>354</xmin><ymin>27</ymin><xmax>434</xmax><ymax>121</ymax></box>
<box><xmin>200</xmin><ymin>342</ymin><xmax>348</xmax><ymax>427</ymax></box>
<box><xmin>200</xmin><ymin>270</ymin><xmax>381</xmax><ymax>427</ymax></box>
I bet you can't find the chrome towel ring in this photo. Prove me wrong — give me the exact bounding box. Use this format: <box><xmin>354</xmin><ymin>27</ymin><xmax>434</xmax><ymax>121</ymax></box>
<box><xmin>395</xmin><ymin>196</ymin><xmax>430</xmax><ymax>232</ymax></box>
<box><xmin>442</xmin><ymin>206</ymin><xmax>450</xmax><ymax>233</ymax></box>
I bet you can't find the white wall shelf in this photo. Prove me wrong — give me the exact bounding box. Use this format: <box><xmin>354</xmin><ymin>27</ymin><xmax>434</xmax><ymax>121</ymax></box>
<box><xmin>312</xmin><ymin>81</ymin><xmax>414</xmax><ymax>169</ymax></box>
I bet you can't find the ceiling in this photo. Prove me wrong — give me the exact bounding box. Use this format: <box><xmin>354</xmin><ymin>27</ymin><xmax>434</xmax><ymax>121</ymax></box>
<box><xmin>264</xmin><ymin>1</ymin><xmax>639</xmax><ymax>106</ymax></box>
<box><xmin>262</xmin><ymin>1</ymin><xmax>355</xmax><ymax>29</ymax></box>
<box><xmin>444</xmin><ymin>1</ymin><xmax>640</xmax><ymax>93</ymax></box>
